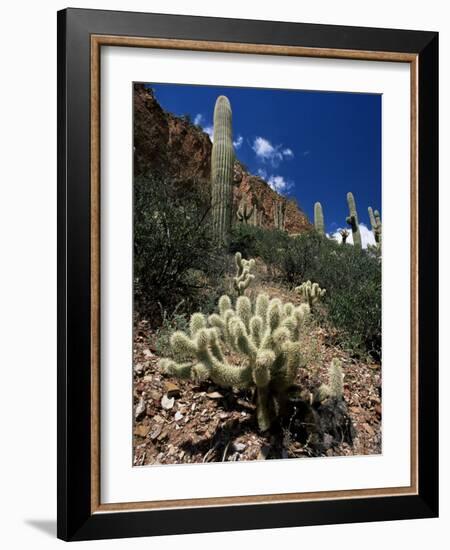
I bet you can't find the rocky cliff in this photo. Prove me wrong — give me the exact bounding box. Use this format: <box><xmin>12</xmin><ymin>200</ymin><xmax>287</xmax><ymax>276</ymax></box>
<box><xmin>133</xmin><ymin>83</ymin><xmax>311</xmax><ymax>234</ymax></box>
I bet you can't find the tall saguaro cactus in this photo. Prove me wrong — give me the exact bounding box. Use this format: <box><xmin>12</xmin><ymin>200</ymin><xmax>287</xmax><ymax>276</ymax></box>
<box><xmin>274</xmin><ymin>201</ymin><xmax>286</xmax><ymax>230</ymax></box>
<box><xmin>314</xmin><ymin>202</ymin><xmax>325</xmax><ymax>234</ymax></box>
<box><xmin>346</xmin><ymin>192</ymin><xmax>362</xmax><ymax>249</ymax></box>
<box><xmin>211</xmin><ymin>96</ymin><xmax>234</xmax><ymax>244</ymax></box>
<box><xmin>368</xmin><ymin>207</ymin><xmax>382</xmax><ymax>248</ymax></box>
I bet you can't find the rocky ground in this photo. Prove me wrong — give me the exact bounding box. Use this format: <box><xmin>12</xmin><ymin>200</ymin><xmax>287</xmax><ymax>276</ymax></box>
<box><xmin>133</xmin><ymin>284</ymin><xmax>382</xmax><ymax>466</ymax></box>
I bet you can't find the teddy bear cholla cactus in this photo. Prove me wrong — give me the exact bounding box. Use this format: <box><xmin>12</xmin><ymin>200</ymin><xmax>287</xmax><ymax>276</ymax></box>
<box><xmin>233</xmin><ymin>252</ymin><xmax>255</xmax><ymax>296</ymax></box>
<box><xmin>315</xmin><ymin>358</ymin><xmax>344</xmax><ymax>402</ymax></box>
<box><xmin>160</xmin><ymin>292</ymin><xmax>313</xmax><ymax>431</ymax></box>
<box><xmin>295</xmin><ymin>280</ymin><xmax>326</xmax><ymax>309</ymax></box>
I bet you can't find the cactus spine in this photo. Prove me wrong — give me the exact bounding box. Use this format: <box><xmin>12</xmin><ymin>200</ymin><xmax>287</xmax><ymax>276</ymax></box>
<box><xmin>211</xmin><ymin>96</ymin><xmax>234</xmax><ymax>244</ymax></box>
<box><xmin>314</xmin><ymin>202</ymin><xmax>325</xmax><ymax>234</ymax></box>
<box><xmin>368</xmin><ymin>207</ymin><xmax>382</xmax><ymax>248</ymax></box>
<box><xmin>346</xmin><ymin>192</ymin><xmax>362</xmax><ymax>249</ymax></box>
<box><xmin>274</xmin><ymin>201</ymin><xmax>286</xmax><ymax>230</ymax></box>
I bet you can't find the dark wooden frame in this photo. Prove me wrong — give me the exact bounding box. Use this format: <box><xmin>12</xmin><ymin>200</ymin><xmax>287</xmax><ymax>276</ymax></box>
<box><xmin>57</xmin><ymin>8</ymin><xmax>439</xmax><ymax>541</ymax></box>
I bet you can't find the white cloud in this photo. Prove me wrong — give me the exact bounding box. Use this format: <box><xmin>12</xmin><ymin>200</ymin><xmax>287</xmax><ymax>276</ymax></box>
<box><xmin>332</xmin><ymin>223</ymin><xmax>376</xmax><ymax>249</ymax></box>
<box><xmin>204</xmin><ymin>125</ymin><xmax>214</xmax><ymax>142</ymax></box>
<box><xmin>257</xmin><ymin>168</ymin><xmax>267</xmax><ymax>179</ymax></box>
<box><xmin>252</xmin><ymin>137</ymin><xmax>294</xmax><ymax>166</ymax></box>
<box><xmin>233</xmin><ymin>135</ymin><xmax>243</xmax><ymax>149</ymax></box>
<box><xmin>194</xmin><ymin>113</ymin><xmax>203</xmax><ymax>126</ymax></box>
<box><xmin>267</xmin><ymin>175</ymin><xmax>293</xmax><ymax>194</ymax></box>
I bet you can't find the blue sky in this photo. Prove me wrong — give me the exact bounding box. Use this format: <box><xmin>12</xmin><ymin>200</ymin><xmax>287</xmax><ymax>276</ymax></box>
<box><xmin>146</xmin><ymin>83</ymin><xmax>381</xmax><ymax>242</ymax></box>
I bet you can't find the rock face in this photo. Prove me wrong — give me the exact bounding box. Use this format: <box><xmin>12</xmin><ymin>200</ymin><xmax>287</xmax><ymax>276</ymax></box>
<box><xmin>134</xmin><ymin>83</ymin><xmax>311</xmax><ymax>234</ymax></box>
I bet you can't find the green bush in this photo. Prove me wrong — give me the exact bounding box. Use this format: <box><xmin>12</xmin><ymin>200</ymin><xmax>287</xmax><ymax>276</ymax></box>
<box><xmin>278</xmin><ymin>234</ymin><xmax>381</xmax><ymax>358</ymax></box>
<box><xmin>134</xmin><ymin>174</ymin><xmax>226</xmax><ymax>323</ymax></box>
<box><xmin>232</xmin><ymin>225</ymin><xmax>381</xmax><ymax>358</ymax></box>
<box><xmin>230</xmin><ymin>224</ymin><xmax>289</xmax><ymax>263</ymax></box>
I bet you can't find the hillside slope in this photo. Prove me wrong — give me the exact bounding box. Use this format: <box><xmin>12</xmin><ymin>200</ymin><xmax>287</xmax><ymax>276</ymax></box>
<box><xmin>133</xmin><ymin>83</ymin><xmax>311</xmax><ymax>234</ymax></box>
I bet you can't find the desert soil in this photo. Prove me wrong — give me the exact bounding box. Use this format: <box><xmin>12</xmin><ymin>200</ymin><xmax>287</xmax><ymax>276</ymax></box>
<box><xmin>133</xmin><ymin>284</ymin><xmax>382</xmax><ymax>466</ymax></box>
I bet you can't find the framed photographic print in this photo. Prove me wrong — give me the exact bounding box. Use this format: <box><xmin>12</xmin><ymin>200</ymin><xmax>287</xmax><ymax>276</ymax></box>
<box><xmin>57</xmin><ymin>8</ymin><xmax>439</xmax><ymax>541</ymax></box>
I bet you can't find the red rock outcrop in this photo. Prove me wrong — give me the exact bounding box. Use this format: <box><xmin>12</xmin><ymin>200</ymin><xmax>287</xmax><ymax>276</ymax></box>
<box><xmin>133</xmin><ymin>83</ymin><xmax>311</xmax><ymax>234</ymax></box>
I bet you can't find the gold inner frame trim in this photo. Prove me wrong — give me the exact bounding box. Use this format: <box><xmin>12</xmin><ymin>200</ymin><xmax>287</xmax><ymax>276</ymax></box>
<box><xmin>90</xmin><ymin>34</ymin><xmax>419</xmax><ymax>514</ymax></box>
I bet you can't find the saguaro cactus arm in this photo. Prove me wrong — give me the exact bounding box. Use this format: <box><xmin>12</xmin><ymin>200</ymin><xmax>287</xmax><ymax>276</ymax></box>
<box><xmin>211</xmin><ymin>96</ymin><xmax>234</xmax><ymax>244</ymax></box>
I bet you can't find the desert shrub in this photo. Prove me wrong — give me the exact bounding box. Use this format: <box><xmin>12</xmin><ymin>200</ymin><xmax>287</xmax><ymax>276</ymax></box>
<box><xmin>134</xmin><ymin>174</ymin><xmax>226</xmax><ymax>323</ymax></box>
<box><xmin>230</xmin><ymin>224</ymin><xmax>289</xmax><ymax>264</ymax></box>
<box><xmin>155</xmin><ymin>302</ymin><xmax>189</xmax><ymax>358</ymax></box>
<box><xmin>276</xmin><ymin>233</ymin><xmax>381</xmax><ymax>358</ymax></box>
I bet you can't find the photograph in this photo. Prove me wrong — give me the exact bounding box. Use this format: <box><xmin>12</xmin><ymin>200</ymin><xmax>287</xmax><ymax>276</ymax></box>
<box><xmin>132</xmin><ymin>82</ymin><xmax>382</xmax><ymax>466</ymax></box>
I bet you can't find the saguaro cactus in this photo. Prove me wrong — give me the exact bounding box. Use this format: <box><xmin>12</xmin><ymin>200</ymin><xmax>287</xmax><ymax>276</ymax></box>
<box><xmin>274</xmin><ymin>201</ymin><xmax>286</xmax><ymax>230</ymax></box>
<box><xmin>368</xmin><ymin>207</ymin><xmax>382</xmax><ymax>248</ymax></box>
<box><xmin>236</xmin><ymin>196</ymin><xmax>254</xmax><ymax>224</ymax></box>
<box><xmin>314</xmin><ymin>202</ymin><xmax>325</xmax><ymax>234</ymax></box>
<box><xmin>339</xmin><ymin>228</ymin><xmax>349</xmax><ymax>244</ymax></box>
<box><xmin>346</xmin><ymin>192</ymin><xmax>362</xmax><ymax>249</ymax></box>
<box><xmin>211</xmin><ymin>96</ymin><xmax>234</xmax><ymax>244</ymax></box>
<box><xmin>250</xmin><ymin>205</ymin><xmax>258</xmax><ymax>226</ymax></box>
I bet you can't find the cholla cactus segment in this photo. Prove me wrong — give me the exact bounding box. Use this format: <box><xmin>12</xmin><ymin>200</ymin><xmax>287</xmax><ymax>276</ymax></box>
<box><xmin>159</xmin><ymin>291</ymin><xmax>318</xmax><ymax>431</ymax></box>
<box><xmin>316</xmin><ymin>358</ymin><xmax>344</xmax><ymax>402</ymax></box>
<box><xmin>329</xmin><ymin>358</ymin><xmax>344</xmax><ymax>399</ymax></box>
<box><xmin>295</xmin><ymin>280</ymin><xmax>326</xmax><ymax>309</ymax></box>
<box><xmin>233</xmin><ymin>251</ymin><xmax>255</xmax><ymax>296</ymax></box>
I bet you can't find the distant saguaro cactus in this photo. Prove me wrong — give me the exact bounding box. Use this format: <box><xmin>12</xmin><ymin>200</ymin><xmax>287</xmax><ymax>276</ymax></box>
<box><xmin>236</xmin><ymin>195</ymin><xmax>254</xmax><ymax>224</ymax></box>
<box><xmin>368</xmin><ymin>207</ymin><xmax>382</xmax><ymax>248</ymax></box>
<box><xmin>314</xmin><ymin>202</ymin><xmax>325</xmax><ymax>234</ymax></box>
<box><xmin>339</xmin><ymin>228</ymin><xmax>349</xmax><ymax>244</ymax></box>
<box><xmin>346</xmin><ymin>192</ymin><xmax>362</xmax><ymax>249</ymax></box>
<box><xmin>274</xmin><ymin>201</ymin><xmax>286</xmax><ymax>230</ymax></box>
<box><xmin>250</xmin><ymin>205</ymin><xmax>258</xmax><ymax>226</ymax></box>
<box><xmin>211</xmin><ymin>96</ymin><xmax>234</xmax><ymax>244</ymax></box>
